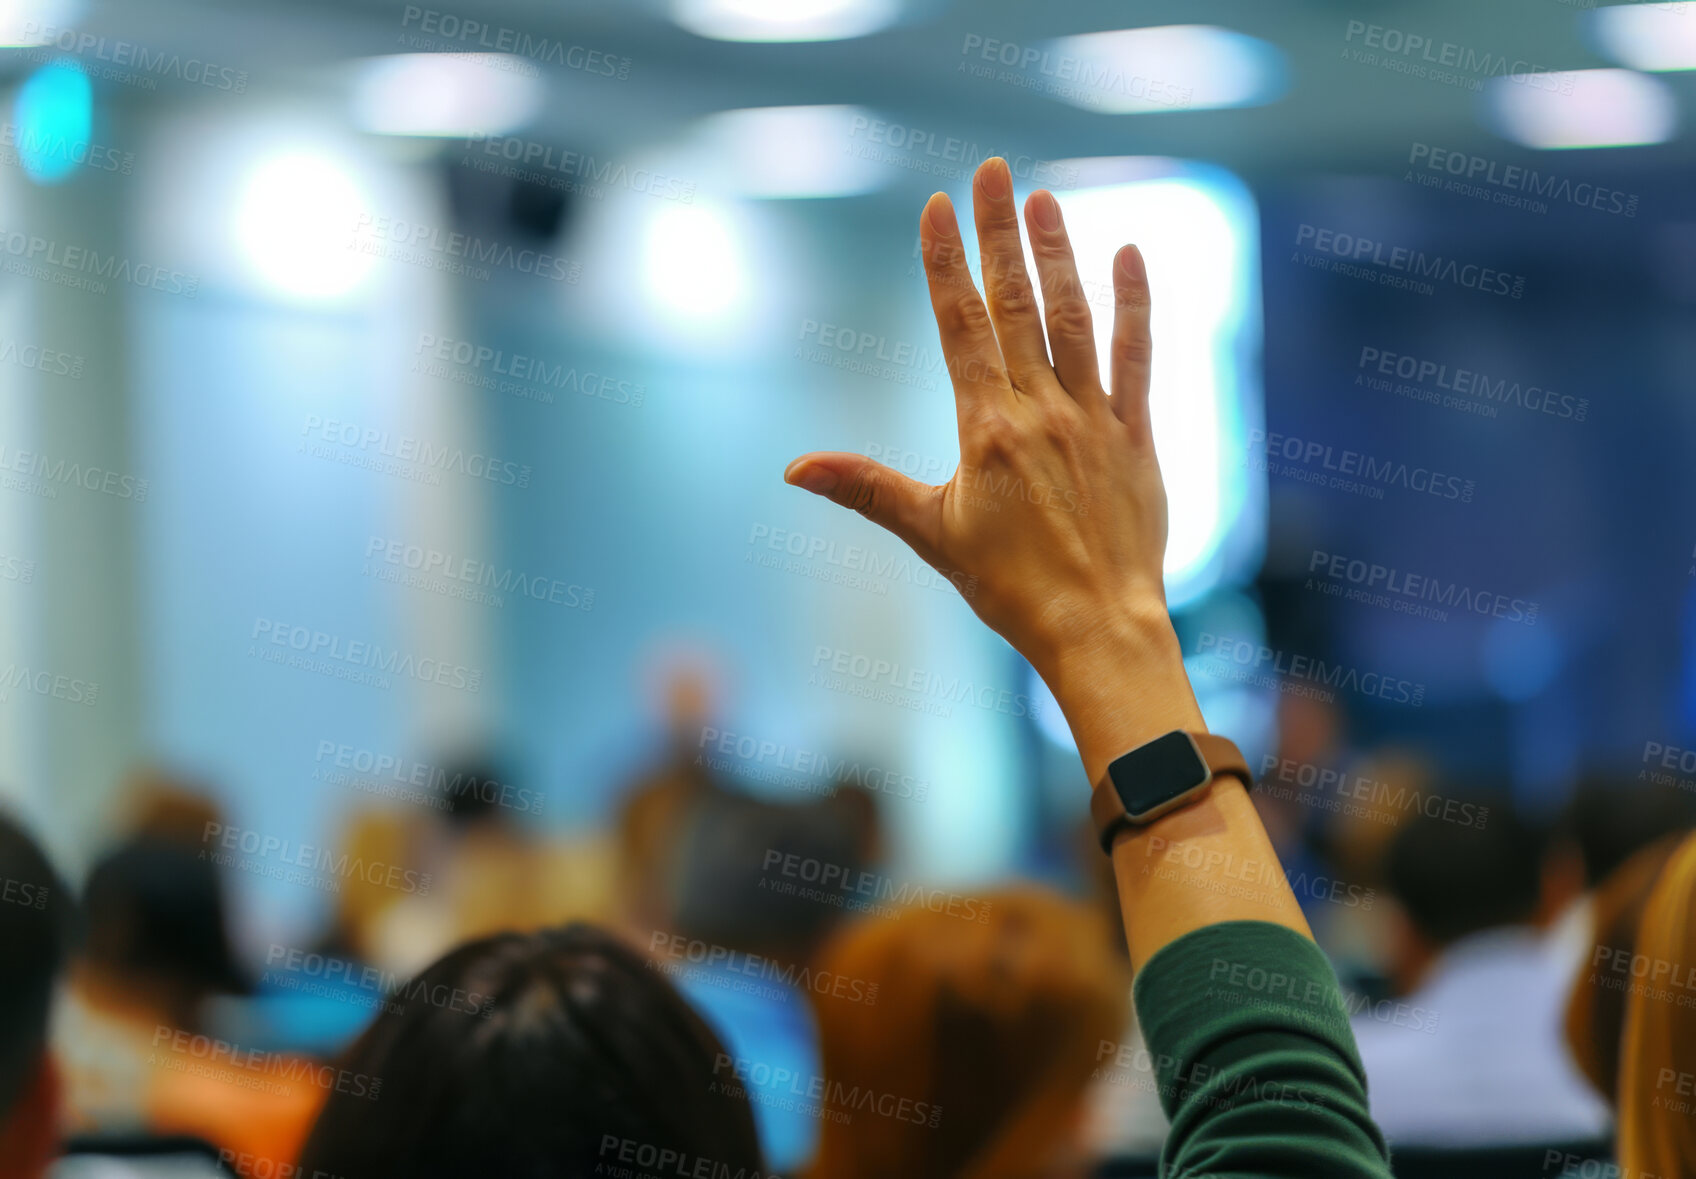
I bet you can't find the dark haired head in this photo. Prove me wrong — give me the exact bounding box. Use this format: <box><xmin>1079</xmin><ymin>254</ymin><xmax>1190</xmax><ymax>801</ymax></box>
<box><xmin>1386</xmin><ymin>803</ymin><xmax>1545</xmax><ymax>948</ymax></box>
<box><xmin>0</xmin><ymin>810</ymin><xmax>72</xmax><ymax>1118</ymax></box>
<box><xmin>297</xmin><ymin>924</ymin><xmax>766</xmax><ymax>1179</ymax></box>
<box><xmin>1556</xmin><ymin>776</ymin><xmax>1696</xmax><ymax>888</ymax></box>
<box><xmin>82</xmin><ymin>837</ymin><xmax>248</xmax><ymax>1007</ymax></box>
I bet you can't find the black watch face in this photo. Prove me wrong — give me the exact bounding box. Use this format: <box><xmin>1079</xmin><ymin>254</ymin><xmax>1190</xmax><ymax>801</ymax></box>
<box><xmin>1109</xmin><ymin>732</ymin><xmax>1210</xmax><ymax>819</ymax></box>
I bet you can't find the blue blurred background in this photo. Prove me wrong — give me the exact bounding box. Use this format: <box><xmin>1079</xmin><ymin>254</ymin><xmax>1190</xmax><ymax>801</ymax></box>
<box><xmin>3</xmin><ymin>1</ymin><xmax>1696</xmax><ymax>1163</ymax></box>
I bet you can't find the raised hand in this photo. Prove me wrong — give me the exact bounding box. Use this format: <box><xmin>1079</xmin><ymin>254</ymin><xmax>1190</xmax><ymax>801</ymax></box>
<box><xmin>785</xmin><ymin>156</ymin><xmax>1203</xmax><ymax>778</ymax></box>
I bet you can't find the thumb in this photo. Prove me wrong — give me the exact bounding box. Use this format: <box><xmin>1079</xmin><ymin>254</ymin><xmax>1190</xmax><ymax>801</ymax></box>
<box><xmin>784</xmin><ymin>452</ymin><xmax>942</xmax><ymax>558</ymax></box>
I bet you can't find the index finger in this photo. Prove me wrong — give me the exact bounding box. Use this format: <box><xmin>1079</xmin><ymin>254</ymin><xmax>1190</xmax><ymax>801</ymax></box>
<box><xmin>919</xmin><ymin>192</ymin><xmax>1012</xmax><ymax>417</ymax></box>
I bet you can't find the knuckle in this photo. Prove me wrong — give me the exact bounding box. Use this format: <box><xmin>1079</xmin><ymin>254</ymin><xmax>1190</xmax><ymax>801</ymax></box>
<box><xmin>989</xmin><ymin>276</ymin><xmax>1038</xmax><ymax>320</ymax></box>
<box><xmin>1112</xmin><ymin>330</ymin><xmax>1152</xmax><ymax>370</ymax></box>
<box><xmin>1045</xmin><ymin>297</ymin><xmax>1094</xmax><ymax>345</ymax></box>
<box><xmin>843</xmin><ymin>470</ymin><xmax>881</xmax><ymax>518</ymax></box>
<box><xmin>940</xmin><ymin>294</ymin><xmax>994</xmax><ymax>339</ymax></box>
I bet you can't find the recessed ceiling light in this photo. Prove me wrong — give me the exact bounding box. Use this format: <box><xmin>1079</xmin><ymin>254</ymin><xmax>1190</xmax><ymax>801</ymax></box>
<box><xmin>1485</xmin><ymin>68</ymin><xmax>1676</xmax><ymax>149</ymax></box>
<box><xmin>691</xmin><ymin>105</ymin><xmax>888</xmax><ymax>198</ymax></box>
<box><xmin>1589</xmin><ymin>2</ymin><xmax>1696</xmax><ymax>72</ymax></box>
<box><xmin>1038</xmin><ymin>25</ymin><xmax>1285</xmax><ymax>114</ymax></box>
<box><xmin>671</xmin><ymin>0</ymin><xmax>900</xmax><ymax>43</ymax></box>
<box><xmin>351</xmin><ymin>54</ymin><xmax>544</xmax><ymax>138</ymax></box>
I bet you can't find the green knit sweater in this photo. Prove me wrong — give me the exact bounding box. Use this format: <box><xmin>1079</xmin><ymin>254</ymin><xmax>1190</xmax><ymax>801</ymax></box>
<box><xmin>1133</xmin><ymin>921</ymin><xmax>1393</xmax><ymax>1178</ymax></box>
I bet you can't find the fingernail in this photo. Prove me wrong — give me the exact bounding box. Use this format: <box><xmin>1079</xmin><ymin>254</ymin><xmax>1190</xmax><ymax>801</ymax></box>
<box><xmin>785</xmin><ymin>461</ymin><xmax>839</xmax><ymax>497</ymax></box>
<box><xmin>979</xmin><ymin>157</ymin><xmax>1010</xmax><ymax>198</ymax></box>
<box><xmin>1030</xmin><ymin>189</ymin><xmax>1060</xmax><ymax>232</ymax></box>
<box><xmin>1117</xmin><ymin>244</ymin><xmax>1146</xmax><ymax>283</ymax></box>
<box><xmin>926</xmin><ymin>194</ymin><xmax>957</xmax><ymax>237</ymax></box>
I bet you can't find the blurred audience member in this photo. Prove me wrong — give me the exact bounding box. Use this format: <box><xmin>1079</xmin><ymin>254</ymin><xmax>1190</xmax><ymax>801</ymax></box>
<box><xmin>1565</xmin><ymin>834</ymin><xmax>1684</xmax><ymax>1107</ymax></box>
<box><xmin>1352</xmin><ymin>806</ymin><xmax>1610</xmax><ymax>1147</ymax></box>
<box><xmin>359</xmin><ymin>756</ymin><xmax>614</xmax><ymax>977</ymax></box>
<box><xmin>658</xmin><ymin>779</ymin><xmax>882</xmax><ymax>1171</ymax></box>
<box><xmin>54</xmin><ymin>837</ymin><xmax>319</xmax><ymax>1166</ymax></box>
<box><xmin>1617</xmin><ymin>830</ymin><xmax>1696</xmax><ymax>1176</ymax></box>
<box><xmin>1547</xmin><ymin>777</ymin><xmax>1696</xmax><ymax>965</ymax></box>
<box><xmin>805</xmin><ymin>886</ymin><xmax>1127</xmax><ymax>1179</ymax></box>
<box><xmin>297</xmin><ymin>923</ymin><xmax>769</xmax><ymax>1179</ymax></box>
<box><xmin>0</xmin><ymin>810</ymin><xmax>73</xmax><ymax>1179</ymax></box>
<box><xmin>1559</xmin><ymin>777</ymin><xmax>1696</xmax><ymax>891</ymax></box>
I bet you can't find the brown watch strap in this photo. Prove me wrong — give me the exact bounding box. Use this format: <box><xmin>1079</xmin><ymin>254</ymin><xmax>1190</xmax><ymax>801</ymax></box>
<box><xmin>1090</xmin><ymin>731</ymin><xmax>1253</xmax><ymax>853</ymax></box>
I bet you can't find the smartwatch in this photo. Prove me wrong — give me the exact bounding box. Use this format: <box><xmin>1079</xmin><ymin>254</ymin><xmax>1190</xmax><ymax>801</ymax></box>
<box><xmin>1090</xmin><ymin>730</ymin><xmax>1253</xmax><ymax>854</ymax></box>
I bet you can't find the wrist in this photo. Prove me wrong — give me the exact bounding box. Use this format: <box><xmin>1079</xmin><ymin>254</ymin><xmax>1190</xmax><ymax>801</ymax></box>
<box><xmin>1032</xmin><ymin>604</ymin><xmax>1205</xmax><ymax>785</ymax></box>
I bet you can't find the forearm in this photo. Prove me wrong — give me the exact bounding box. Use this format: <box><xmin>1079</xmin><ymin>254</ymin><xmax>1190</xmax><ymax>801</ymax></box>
<box><xmin>1040</xmin><ymin>611</ymin><xmax>1312</xmax><ymax>975</ymax></box>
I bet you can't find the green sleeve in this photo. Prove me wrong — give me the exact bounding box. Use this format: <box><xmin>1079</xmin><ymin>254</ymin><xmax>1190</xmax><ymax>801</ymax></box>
<box><xmin>1132</xmin><ymin>921</ymin><xmax>1392</xmax><ymax>1178</ymax></box>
